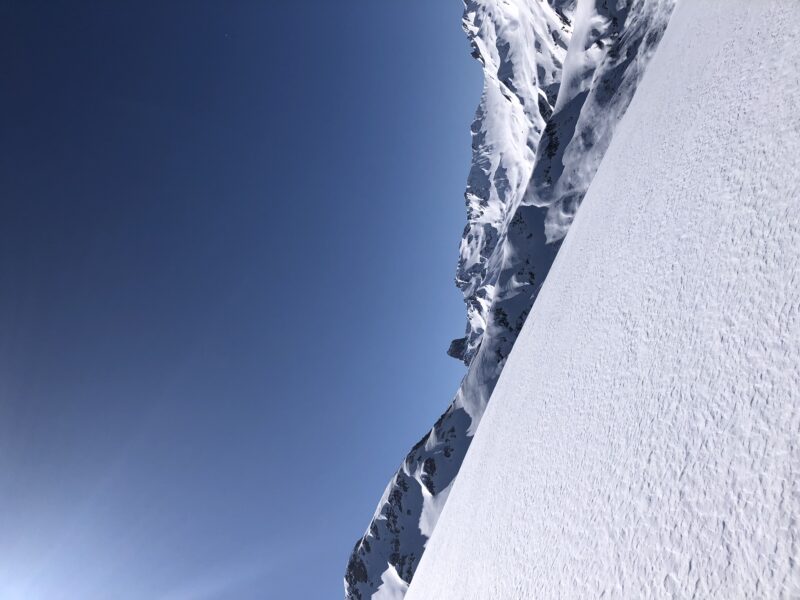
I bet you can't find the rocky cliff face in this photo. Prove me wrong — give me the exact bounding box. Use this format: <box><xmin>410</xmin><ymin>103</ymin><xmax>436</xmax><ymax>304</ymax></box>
<box><xmin>345</xmin><ymin>2</ymin><xmax>675</xmax><ymax>598</ymax></box>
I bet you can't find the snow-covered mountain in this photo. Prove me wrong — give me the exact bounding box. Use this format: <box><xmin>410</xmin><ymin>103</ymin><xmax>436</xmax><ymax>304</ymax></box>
<box><xmin>345</xmin><ymin>1</ymin><xmax>676</xmax><ymax>598</ymax></box>
<box><xmin>406</xmin><ymin>0</ymin><xmax>800</xmax><ymax>597</ymax></box>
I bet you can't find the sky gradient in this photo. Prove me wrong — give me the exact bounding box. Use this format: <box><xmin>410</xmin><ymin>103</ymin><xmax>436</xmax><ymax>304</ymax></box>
<box><xmin>0</xmin><ymin>1</ymin><xmax>479</xmax><ymax>598</ymax></box>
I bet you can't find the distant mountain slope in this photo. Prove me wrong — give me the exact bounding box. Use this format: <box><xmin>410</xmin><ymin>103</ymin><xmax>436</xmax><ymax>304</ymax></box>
<box><xmin>345</xmin><ymin>1</ymin><xmax>675</xmax><ymax>598</ymax></box>
<box><xmin>406</xmin><ymin>1</ymin><xmax>800</xmax><ymax>597</ymax></box>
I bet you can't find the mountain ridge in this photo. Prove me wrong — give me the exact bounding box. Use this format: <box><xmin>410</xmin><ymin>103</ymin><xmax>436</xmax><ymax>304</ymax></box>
<box><xmin>346</xmin><ymin>2</ymin><xmax>676</xmax><ymax>597</ymax></box>
<box><xmin>405</xmin><ymin>1</ymin><xmax>800</xmax><ymax>595</ymax></box>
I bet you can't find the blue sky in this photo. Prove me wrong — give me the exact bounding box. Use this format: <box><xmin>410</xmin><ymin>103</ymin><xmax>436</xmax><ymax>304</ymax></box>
<box><xmin>0</xmin><ymin>2</ymin><xmax>478</xmax><ymax>598</ymax></box>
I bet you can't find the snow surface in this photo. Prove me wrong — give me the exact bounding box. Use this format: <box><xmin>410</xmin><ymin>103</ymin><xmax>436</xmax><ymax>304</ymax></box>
<box><xmin>406</xmin><ymin>1</ymin><xmax>800</xmax><ymax>597</ymax></box>
<box><xmin>346</xmin><ymin>1</ymin><xmax>676</xmax><ymax>598</ymax></box>
<box><xmin>345</xmin><ymin>3</ymin><xmax>575</xmax><ymax>597</ymax></box>
<box><xmin>524</xmin><ymin>0</ymin><xmax>676</xmax><ymax>242</ymax></box>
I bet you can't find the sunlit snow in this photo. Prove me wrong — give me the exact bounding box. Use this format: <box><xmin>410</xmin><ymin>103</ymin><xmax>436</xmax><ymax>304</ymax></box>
<box><xmin>407</xmin><ymin>1</ymin><xmax>800</xmax><ymax>596</ymax></box>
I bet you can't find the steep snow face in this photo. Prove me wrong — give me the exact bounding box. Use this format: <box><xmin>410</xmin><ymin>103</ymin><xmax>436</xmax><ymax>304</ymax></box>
<box><xmin>406</xmin><ymin>1</ymin><xmax>800</xmax><ymax>597</ymax></box>
<box><xmin>345</xmin><ymin>1</ymin><xmax>676</xmax><ymax>598</ymax></box>
<box><xmin>525</xmin><ymin>0</ymin><xmax>676</xmax><ymax>242</ymax></box>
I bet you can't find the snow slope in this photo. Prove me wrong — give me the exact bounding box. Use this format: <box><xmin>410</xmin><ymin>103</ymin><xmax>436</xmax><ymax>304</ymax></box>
<box><xmin>524</xmin><ymin>0</ymin><xmax>676</xmax><ymax>242</ymax></box>
<box><xmin>345</xmin><ymin>3</ymin><xmax>574</xmax><ymax>597</ymax></box>
<box><xmin>406</xmin><ymin>1</ymin><xmax>800</xmax><ymax>597</ymax></box>
<box><xmin>345</xmin><ymin>1</ymin><xmax>676</xmax><ymax>598</ymax></box>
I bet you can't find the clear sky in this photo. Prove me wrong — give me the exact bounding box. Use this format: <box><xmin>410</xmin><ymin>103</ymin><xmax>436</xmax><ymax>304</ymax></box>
<box><xmin>0</xmin><ymin>2</ymin><xmax>479</xmax><ymax>599</ymax></box>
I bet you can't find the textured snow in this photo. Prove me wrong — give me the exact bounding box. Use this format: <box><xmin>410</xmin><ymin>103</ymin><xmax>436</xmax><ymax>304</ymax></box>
<box><xmin>406</xmin><ymin>1</ymin><xmax>800</xmax><ymax>597</ymax></box>
<box><xmin>345</xmin><ymin>4</ymin><xmax>575</xmax><ymax>597</ymax></box>
<box><xmin>524</xmin><ymin>0</ymin><xmax>676</xmax><ymax>242</ymax></box>
<box><xmin>345</xmin><ymin>1</ymin><xmax>676</xmax><ymax>598</ymax></box>
<box><xmin>373</xmin><ymin>567</ymin><xmax>408</xmax><ymax>600</ymax></box>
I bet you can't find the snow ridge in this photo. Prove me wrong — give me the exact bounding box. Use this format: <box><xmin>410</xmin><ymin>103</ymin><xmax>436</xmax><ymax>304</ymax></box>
<box><xmin>451</xmin><ymin>0</ymin><xmax>574</xmax><ymax>366</ymax></box>
<box><xmin>345</xmin><ymin>2</ymin><xmax>675</xmax><ymax>598</ymax></box>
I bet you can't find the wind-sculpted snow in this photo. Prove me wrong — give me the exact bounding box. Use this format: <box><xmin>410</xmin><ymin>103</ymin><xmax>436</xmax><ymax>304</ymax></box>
<box><xmin>345</xmin><ymin>1</ymin><xmax>675</xmax><ymax>598</ymax></box>
<box><xmin>525</xmin><ymin>0</ymin><xmax>675</xmax><ymax>242</ymax></box>
<box><xmin>451</xmin><ymin>0</ymin><xmax>573</xmax><ymax>365</ymax></box>
<box><xmin>407</xmin><ymin>1</ymin><xmax>800</xmax><ymax>597</ymax></box>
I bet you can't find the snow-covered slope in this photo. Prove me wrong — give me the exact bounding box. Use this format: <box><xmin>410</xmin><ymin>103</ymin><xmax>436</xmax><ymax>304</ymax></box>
<box><xmin>346</xmin><ymin>1</ymin><xmax>676</xmax><ymax>598</ymax></box>
<box><xmin>345</xmin><ymin>3</ymin><xmax>573</xmax><ymax>597</ymax></box>
<box><xmin>406</xmin><ymin>1</ymin><xmax>800</xmax><ymax>597</ymax></box>
<box><xmin>524</xmin><ymin>0</ymin><xmax>676</xmax><ymax>242</ymax></box>
<box><xmin>452</xmin><ymin>0</ymin><xmax>574</xmax><ymax>366</ymax></box>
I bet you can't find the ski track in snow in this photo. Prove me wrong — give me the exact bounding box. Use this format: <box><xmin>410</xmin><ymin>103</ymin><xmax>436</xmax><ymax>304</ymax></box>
<box><xmin>407</xmin><ymin>1</ymin><xmax>800</xmax><ymax>598</ymax></box>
